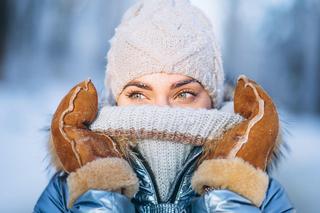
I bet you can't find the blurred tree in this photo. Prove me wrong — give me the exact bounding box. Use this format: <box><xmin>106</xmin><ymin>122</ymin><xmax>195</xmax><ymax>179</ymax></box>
<box><xmin>222</xmin><ymin>0</ymin><xmax>320</xmax><ymax>114</ymax></box>
<box><xmin>0</xmin><ymin>0</ymin><xmax>9</xmax><ymax>80</ymax></box>
<box><xmin>1</xmin><ymin>0</ymin><xmax>132</xmax><ymax>88</ymax></box>
<box><xmin>262</xmin><ymin>0</ymin><xmax>320</xmax><ymax>113</ymax></box>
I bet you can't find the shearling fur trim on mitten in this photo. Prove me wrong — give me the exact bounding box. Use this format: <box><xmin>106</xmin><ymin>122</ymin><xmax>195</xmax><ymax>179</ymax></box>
<box><xmin>191</xmin><ymin>157</ymin><xmax>269</xmax><ymax>207</ymax></box>
<box><xmin>67</xmin><ymin>157</ymin><xmax>139</xmax><ymax>208</ymax></box>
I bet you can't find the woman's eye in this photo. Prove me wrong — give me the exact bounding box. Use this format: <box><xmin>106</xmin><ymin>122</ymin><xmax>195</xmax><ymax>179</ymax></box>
<box><xmin>127</xmin><ymin>92</ymin><xmax>146</xmax><ymax>100</ymax></box>
<box><xmin>175</xmin><ymin>91</ymin><xmax>196</xmax><ymax>100</ymax></box>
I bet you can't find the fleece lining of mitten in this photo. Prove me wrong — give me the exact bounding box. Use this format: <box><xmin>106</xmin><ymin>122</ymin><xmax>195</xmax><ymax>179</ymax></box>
<box><xmin>67</xmin><ymin>157</ymin><xmax>138</xmax><ymax>208</ymax></box>
<box><xmin>191</xmin><ymin>157</ymin><xmax>269</xmax><ymax>207</ymax></box>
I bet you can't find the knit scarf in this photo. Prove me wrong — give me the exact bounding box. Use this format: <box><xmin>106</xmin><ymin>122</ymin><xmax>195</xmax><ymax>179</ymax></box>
<box><xmin>90</xmin><ymin>104</ymin><xmax>243</xmax><ymax>201</ymax></box>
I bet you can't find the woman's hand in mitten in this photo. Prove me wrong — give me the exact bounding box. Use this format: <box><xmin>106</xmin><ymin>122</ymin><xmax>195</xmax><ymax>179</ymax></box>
<box><xmin>192</xmin><ymin>75</ymin><xmax>279</xmax><ymax>207</ymax></box>
<box><xmin>50</xmin><ymin>80</ymin><xmax>138</xmax><ymax>207</ymax></box>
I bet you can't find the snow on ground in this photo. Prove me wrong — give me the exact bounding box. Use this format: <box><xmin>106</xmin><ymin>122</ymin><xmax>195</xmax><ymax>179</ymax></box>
<box><xmin>272</xmin><ymin>111</ymin><xmax>320</xmax><ymax>213</ymax></box>
<box><xmin>0</xmin><ymin>83</ymin><xmax>319</xmax><ymax>212</ymax></box>
<box><xmin>0</xmin><ymin>82</ymin><xmax>68</xmax><ymax>212</ymax></box>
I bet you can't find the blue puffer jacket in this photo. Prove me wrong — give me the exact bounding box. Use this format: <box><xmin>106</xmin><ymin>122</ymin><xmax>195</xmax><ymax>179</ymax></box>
<box><xmin>34</xmin><ymin>147</ymin><xmax>295</xmax><ymax>213</ymax></box>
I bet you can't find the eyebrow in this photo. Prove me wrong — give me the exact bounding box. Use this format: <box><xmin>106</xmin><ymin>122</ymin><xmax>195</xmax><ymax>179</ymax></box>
<box><xmin>170</xmin><ymin>79</ymin><xmax>200</xmax><ymax>89</ymax></box>
<box><xmin>122</xmin><ymin>78</ymin><xmax>200</xmax><ymax>91</ymax></box>
<box><xmin>122</xmin><ymin>81</ymin><xmax>153</xmax><ymax>90</ymax></box>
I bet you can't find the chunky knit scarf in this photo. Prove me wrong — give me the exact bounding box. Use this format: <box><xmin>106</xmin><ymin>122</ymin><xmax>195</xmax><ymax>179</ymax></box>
<box><xmin>90</xmin><ymin>105</ymin><xmax>243</xmax><ymax>201</ymax></box>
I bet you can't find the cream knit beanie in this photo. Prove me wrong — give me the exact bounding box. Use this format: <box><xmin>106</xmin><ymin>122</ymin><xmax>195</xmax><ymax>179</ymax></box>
<box><xmin>105</xmin><ymin>0</ymin><xmax>224</xmax><ymax>107</ymax></box>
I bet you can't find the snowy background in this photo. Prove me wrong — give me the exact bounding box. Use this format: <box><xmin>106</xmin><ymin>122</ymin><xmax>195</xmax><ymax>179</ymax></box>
<box><xmin>0</xmin><ymin>0</ymin><xmax>319</xmax><ymax>212</ymax></box>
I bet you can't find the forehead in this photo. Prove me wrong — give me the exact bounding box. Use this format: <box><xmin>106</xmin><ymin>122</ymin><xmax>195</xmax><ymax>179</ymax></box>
<box><xmin>131</xmin><ymin>73</ymin><xmax>194</xmax><ymax>84</ymax></box>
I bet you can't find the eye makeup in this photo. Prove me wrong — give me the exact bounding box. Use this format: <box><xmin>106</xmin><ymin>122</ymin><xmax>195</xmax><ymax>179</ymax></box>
<box><xmin>125</xmin><ymin>90</ymin><xmax>148</xmax><ymax>100</ymax></box>
<box><xmin>174</xmin><ymin>89</ymin><xmax>198</xmax><ymax>99</ymax></box>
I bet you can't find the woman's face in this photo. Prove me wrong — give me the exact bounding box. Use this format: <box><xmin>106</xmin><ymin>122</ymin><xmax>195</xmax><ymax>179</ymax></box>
<box><xmin>117</xmin><ymin>73</ymin><xmax>212</xmax><ymax>109</ymax></box>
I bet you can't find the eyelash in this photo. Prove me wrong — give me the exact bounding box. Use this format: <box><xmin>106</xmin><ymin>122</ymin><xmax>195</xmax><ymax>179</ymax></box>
<box><xmin>175</xmin><ymin>89</ymin><xmax>198</xmax><ymax>99</ymax></box>
<box><xmin>125</xmin><ymin>90</ymin><xmax>146</xmax><ymax>100</ymax></box>
<box><xmin>125</xmin><ymin>89</ymin><xmax>198</xmax><ymax>101</ymax></box>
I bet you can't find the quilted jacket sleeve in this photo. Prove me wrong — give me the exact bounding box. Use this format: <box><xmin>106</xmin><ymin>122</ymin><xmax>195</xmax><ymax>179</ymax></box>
<box><xmin>191</xmin><ymin>178</ymin><xmax>295</xmax><ymax>213</ymax></box>
<box><xmin>33</xmin><ymin>172</ymin><xmax>135</xmax><ymax>213</ymax></box>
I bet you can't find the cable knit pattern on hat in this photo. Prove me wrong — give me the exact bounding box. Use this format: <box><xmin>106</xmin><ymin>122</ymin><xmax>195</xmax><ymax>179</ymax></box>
<box><xmin>105</xmin><ymin>0</ymin><xmax>224</xmax><ymax>107</ymax></box>
<box><xmin>90</xmin><ymin>105</ymin><xmax>244</xmax><ymax>145</ymax></box>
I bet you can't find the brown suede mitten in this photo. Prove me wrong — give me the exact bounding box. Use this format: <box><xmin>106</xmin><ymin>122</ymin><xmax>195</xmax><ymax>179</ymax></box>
<box><xmin>192</xmin><ymin>75</ymin><xmax>279</xmax><ymax>207</ymax></box>
<box><xmin>50</xmin><ymin>80</ymin><xmax>138</xmax><ymax>207</ymax></box>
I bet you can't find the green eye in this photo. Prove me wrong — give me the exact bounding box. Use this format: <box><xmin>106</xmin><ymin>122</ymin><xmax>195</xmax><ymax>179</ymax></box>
<box><xmin>176</xmin><ymin>90</ymin><xmax>197</xmax><ymax>100</ymax></box>
<box><xmin>177</xmin><ymin>92</ymin><xmax>189</xmax><ymax>99</ymax></box>
<box><xmin>128</xmin><ymin>92</ymin><xmax>146</xmax><ymax>100</ymax></box>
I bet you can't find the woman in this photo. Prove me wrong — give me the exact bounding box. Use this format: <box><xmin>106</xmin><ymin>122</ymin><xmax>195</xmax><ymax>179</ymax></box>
<box><xmin>34</xmin><ymin>0</ymin><xmax>294</xmax><ymax>212</ymax></box>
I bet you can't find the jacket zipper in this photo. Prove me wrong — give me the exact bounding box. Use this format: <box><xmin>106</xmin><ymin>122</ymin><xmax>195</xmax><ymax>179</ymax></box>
<box><xmin>167</xmin><ymin>147</ymin><xmax>203</xmax><ymax>202</ymax></box>
<box><xmin>129</xmin><ymin>151</ymin><xmax>159</xmax><ymax>204</ymax></box>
